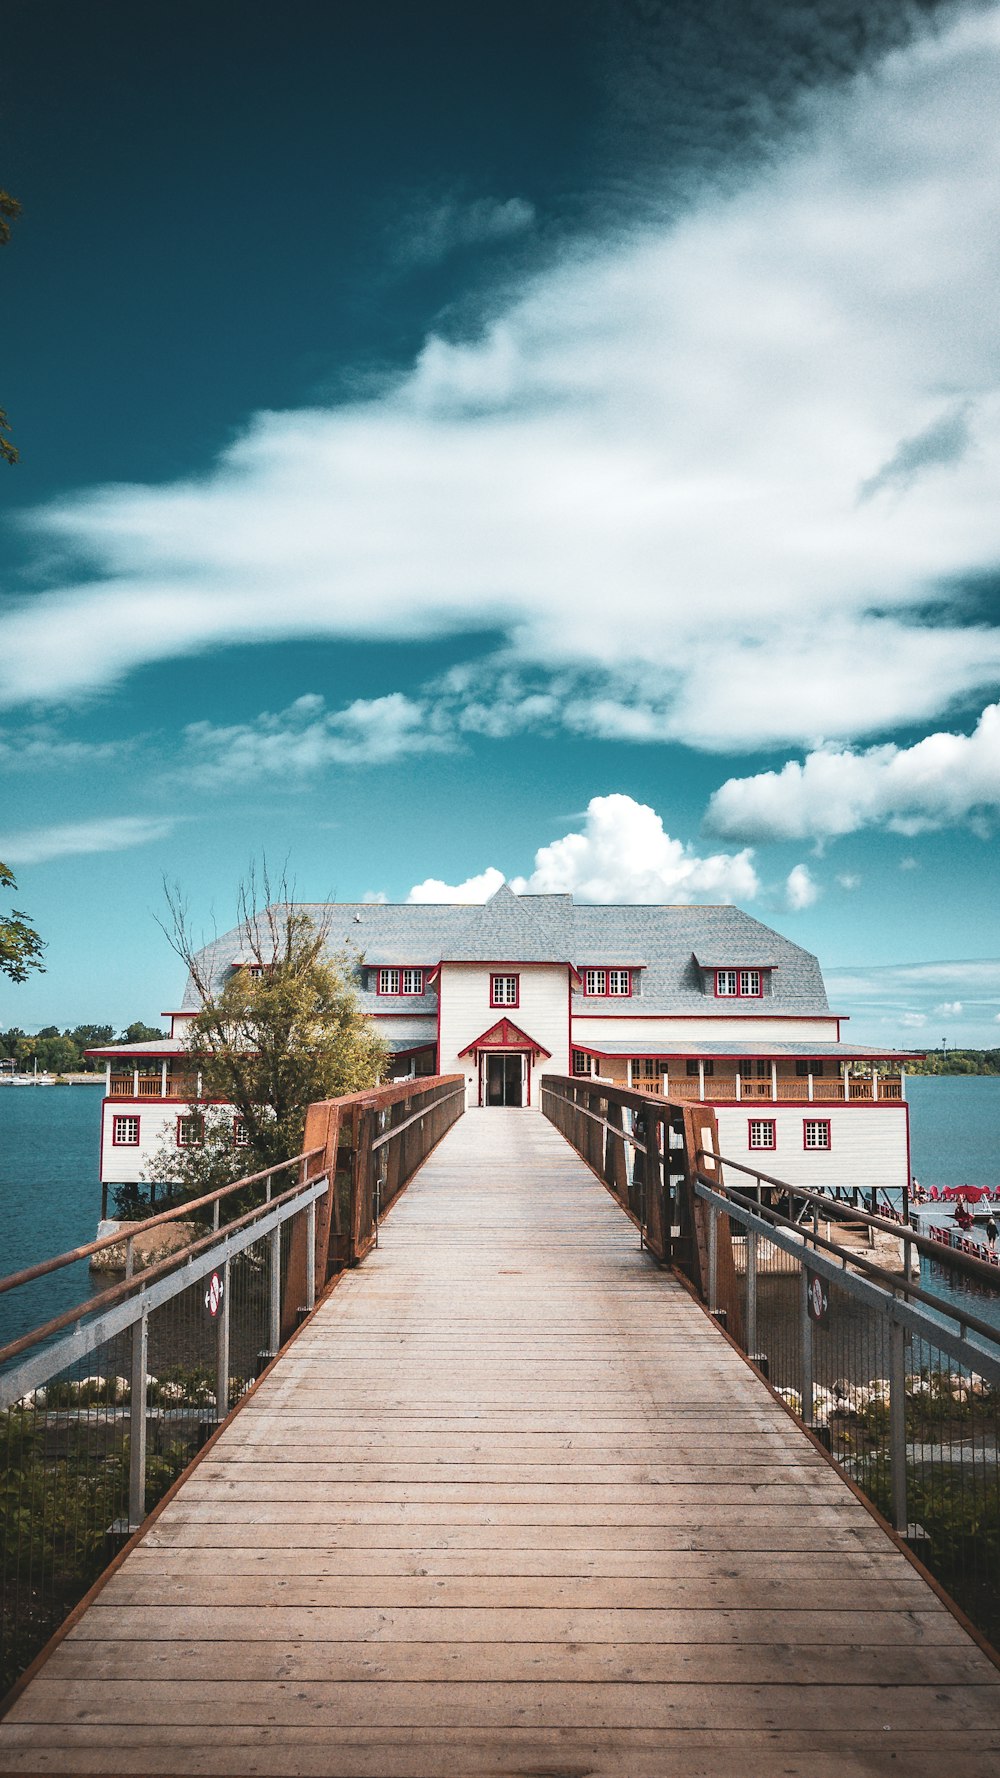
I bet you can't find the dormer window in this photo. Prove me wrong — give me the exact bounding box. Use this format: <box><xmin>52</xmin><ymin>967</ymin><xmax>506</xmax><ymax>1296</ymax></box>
<box><xmin>377</xmin><ymin>967</ymin><xmax>424</xmax><ymax>996</ymax></box>
<box><xmin>715</xmin><ymin>969</ymin><xmax>762</xmax><ymax>998</ymax></box>
<box><xmin>584</xmin><ymin>968</ymin><xmax>631</xmax><ymax>997</ymax></box>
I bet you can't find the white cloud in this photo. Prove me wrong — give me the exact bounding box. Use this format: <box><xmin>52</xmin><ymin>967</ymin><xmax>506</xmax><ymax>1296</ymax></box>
<box><xmin>785</xmin><ymin>863</ymin><xmax>819</xmax><ymax>910</ymax></box>
<box><xmin>836</xmin><ymin>872</ymin><xmax>861</xmax><ymax>890</ymax></box>
<box><xmin>824</xmin><ymin>958</ymin><xmax>1000</xmax><ymax>1046</ymax></box>
<box><xmin>899</xmin><ymin>856</ymin><xmax>919</xmax><ymax>871</ymax></box>
<box><xmin>706</xmin><ymin>702</ymin><xmax>1000</xmax><ymax>842</ymax></box>
<box><xmin>511</xmin><ymin>794</ymin><xmax>759</xmax><ymax>904</ymax></box>
<box><xmin>392</xmin><ymin>195</ymin><xmax>536</xmax><ymax>267</ymax></box>
<box><xmin>0</xmin><ymin>726</ymin><xmax>126</xmax><ymax>770</ymax></box>
<box><xmin>408</xmin><ymin>866</ymin><xmax>507</xmax><ymax>904</ymax></box>
<box><xmin>405</xmin><ymin>794</ymin><xmax>759</xmax><ymax>906</ymax></box>
<box><xmin>0</xmin><ymin>816</ymin><xmax>175</xmax><ymax>867</ymax></box>
<box><xmin>4</xmin><ymin>10</ymin><xmax>1000</xmax><ymax>751</ymax></box>
<box><xmin>182</xmin><ymin>693</ymin><xmax>449</xmax><ymax>784</ymax></box>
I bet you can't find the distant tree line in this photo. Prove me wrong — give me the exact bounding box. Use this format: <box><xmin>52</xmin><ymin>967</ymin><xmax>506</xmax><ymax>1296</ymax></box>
<box><xmin>906</xmin><ymin>1049</ymin><xmax>1000</xmax><ymax>1077</ymax></box>
<box><xmin>0</xmin><ymin>1023</ymin><xmax>165</xmax><ymax>1075</ymax></box>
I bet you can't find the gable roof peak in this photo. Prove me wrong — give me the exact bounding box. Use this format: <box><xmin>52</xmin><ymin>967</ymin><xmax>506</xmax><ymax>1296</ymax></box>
<box><xmin>485</xmin><ymin>882</ymin><xmax>516</xmax><ymax>905</ymax></box>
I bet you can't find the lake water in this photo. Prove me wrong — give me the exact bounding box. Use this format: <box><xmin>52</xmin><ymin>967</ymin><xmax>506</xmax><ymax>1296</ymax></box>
<box><xmin>1</xmin><ymin>1075</ymin><xmax>999</xmax><ymax>1349</ymax></box>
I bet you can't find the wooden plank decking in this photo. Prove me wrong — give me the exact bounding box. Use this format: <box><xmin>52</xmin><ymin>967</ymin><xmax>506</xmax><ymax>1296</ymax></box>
<box><xmin>2</xmin><ymin>1106</ymin><xmax>999</xmax><ymax>1776</ymax></box>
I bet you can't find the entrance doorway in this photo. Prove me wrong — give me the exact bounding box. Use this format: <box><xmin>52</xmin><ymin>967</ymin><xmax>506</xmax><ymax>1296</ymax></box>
<box><xmin>482</xmin><ymin>1052</ymin><xmax>526</xmax><ymax>1107</ymax></box>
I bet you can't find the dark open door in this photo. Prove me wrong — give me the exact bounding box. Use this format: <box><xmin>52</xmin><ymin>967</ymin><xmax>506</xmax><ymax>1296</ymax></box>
<box><xmin>485</xmin><ymin>1053</ymin><xmax>524</xmax><ymax>1106</ymax></box>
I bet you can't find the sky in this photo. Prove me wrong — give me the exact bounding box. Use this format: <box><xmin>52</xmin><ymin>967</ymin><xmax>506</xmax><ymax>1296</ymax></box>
<box><xmin>1</xmin><ymin>0</ymin><xmax>999</xmax><ymax>1049</ymax></box>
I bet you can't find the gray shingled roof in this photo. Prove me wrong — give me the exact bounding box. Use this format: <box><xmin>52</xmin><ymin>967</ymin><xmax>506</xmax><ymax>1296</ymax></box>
<box><xmin>180</xmin><ymin>885</ymin><xmax>832</xmax><ymax>1019</ymax></box>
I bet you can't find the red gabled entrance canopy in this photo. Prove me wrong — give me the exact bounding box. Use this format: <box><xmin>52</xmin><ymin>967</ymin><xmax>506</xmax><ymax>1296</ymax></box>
<box><xmin>458</xmin><ymin>1018</ymin><xmax>552</xmax><ymax>1059</ymax></box>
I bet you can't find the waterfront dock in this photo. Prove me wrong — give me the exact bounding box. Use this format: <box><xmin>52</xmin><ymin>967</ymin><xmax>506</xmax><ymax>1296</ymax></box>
<box><xmin>2</xmin><ymin>1107</ymin><xmax>999</xmax><ymax>1775</ymax></box>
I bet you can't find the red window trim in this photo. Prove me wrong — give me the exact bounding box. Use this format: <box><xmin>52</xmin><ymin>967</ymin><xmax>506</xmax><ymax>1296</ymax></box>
<box><xmin>375</xmin><ymin>967</ymin><xmax>425</xmax><ymax>997</ymax></box>
<box><xmin>233</xmin><ymin>1116</ymin><xmax>249</xmax><ymax>1148</ymax></box>
<box><xmin>803</xmin><ymin>1118</ymin><xmax>832</xmax><ymax>1151</ymax></box>
<box><xmin>747</xmin><ymin>1117</ymin><xmax>776</xmax><ymax>1151</ymax></box>
<box><xmin>490</xmin><ymin>973</ymin><xmax>520</xmax><ymax>1009</ymax></box>
<box><xmin>714</xmin><ymin>969</ymin><xmax>764</xmax><ymax>999</ymax></box>
<box><xmin>581</xmin><ymin>968</ymin><xmax>632</xmax><ymax>997</ymax></box>
<box><xmin>176</xmin><ymin>1113</ymin><xmax>205</xmax><ymax>1148</ymax></box>
<box><xmin>111</xmin><ymin>1114</ymin><xmax>140</xmax><ymax>1146</ymax></box>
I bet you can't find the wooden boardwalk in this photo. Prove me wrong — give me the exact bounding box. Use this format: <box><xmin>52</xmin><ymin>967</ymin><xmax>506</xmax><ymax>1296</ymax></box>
<box><xmin>2</xmin><ymin>1107</ymin><xmax>999</xmax><ymax>1776</ymax></box>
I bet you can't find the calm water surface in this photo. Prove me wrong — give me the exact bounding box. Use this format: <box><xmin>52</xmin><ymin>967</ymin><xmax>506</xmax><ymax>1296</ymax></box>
<box><xmin>0</xmin><ymin>1075</ymin><xmax>998</xmax><ymax>1347</ymax></box>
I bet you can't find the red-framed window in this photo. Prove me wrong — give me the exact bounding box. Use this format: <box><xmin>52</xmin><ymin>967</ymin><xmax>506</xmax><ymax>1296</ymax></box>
<box><xmin>491</xmin><ymin>973</ymin><xmax>519</xmax><ymax>1008</ymax></box>
<box><xmin>177</xmin><ymin>1114</ymin><xmax>205</xmax><ymax>1148</ymax></box>
<box><xmin>803</xmin><ymin>1118</ymin><xmax>831</xmax><ymax>1151</ymax></box>
<box><xmin>748</xmin><ymin>1119</ymin><xmax>776</xmax><ymax>1151</ymax></box>
<box><xmin>715</xmin><ymin>969</ymin><xmax>763</xmax><ymax>998</ymax></box>
<box><xmin>583</xmin><ymin>968</ymin><xmax>631</xmax><ymax>997</ymax></box>
<box><xmin>233</xmin><ymin>1118</ymin><xmax>249</xmax><ymax>1148</ymax></box>
<box><xmin>377</xmin><ymin>967</ymin><xmax>424</xmax><ymax>996</ymax></box>
<box><xmin>571</xmin><ymin>1049</ymin><xmax>593</xmax><ymax>1076</ymax></box>
<box><xmin>112</xmin><ymin>1114</ymin><xmax>140</xmax><ymax>1146</ymax></box>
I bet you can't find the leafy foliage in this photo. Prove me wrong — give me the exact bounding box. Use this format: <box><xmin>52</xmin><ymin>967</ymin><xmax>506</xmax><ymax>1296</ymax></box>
<box><xmin>0</xmin><ymin>864</ymin><xmax>44</xmax><ymax>984</ymax></box>
<box><xmin>149</xmin><ymin>869</ymin><xmax>387</xmax><ymax>1191</ymax></box>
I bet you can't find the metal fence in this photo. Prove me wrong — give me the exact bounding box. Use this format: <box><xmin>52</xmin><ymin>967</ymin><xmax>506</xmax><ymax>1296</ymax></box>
<box><xmin>694</xmin><ymin>1155</ymin><xmax>1000</xmax><ymax>1650</ymax></box>
<box><xmin>540</xmin><ymin>1073</ymin><xmax>1000</xmax><ymax>1650</ymax></box>
<box><xmin>0</xmin><ymin>1074</ymin><xmax>465</xmax><ymax>1697</ymax></box>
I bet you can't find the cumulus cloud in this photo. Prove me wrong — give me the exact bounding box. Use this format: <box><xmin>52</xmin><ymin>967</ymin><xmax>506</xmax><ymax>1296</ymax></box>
<box><xmin>392</xmin><ymin>195</ymin><xmax>536</xmax><ymax>267</ymax></box>
<box><xmin>404</xmin><ymin>794</ymin><xmax>759</xmax><ymax>907</ymax></box>
<box><xmin>4</xmin><ymin>10</ymin><xmax>1000</xmax><ymax>752</ymax></box>
<box><xmin>785</xmin><ymin>863</ymin><xmax>819</xmax><ymax>910</ymax></box>
<box><xmin>182</xmin><ymin>693</ymin><xmax>450</xmax><ymax>784</ymax></box>
<box><xmin>935</xmin><ymin>1000</ymin><xmax>964</xmax><ymax>1017</ymax></box>
<box><xmin>511</xmin><ymin>794</ymin><xmax>759</xmax><ymax>904</ymax></box>
<box><xmin>408</xmin><ymin>866</ymin><xmax>507</xmax><ymax>904</ymax></box>
<box><xmin>706</xmin><ymin>702</ymin><xmax>1000</xmax><ymax>842</ymax></box>
<box><xmin>900</xmin><ymin>1012</ymin><xmax>928</xmax><ymax>1028</ymax></box>
<box><xmin>0</xmin><ymin>816</ymin><xmax>175</xmax><ymax>867</ymax></box>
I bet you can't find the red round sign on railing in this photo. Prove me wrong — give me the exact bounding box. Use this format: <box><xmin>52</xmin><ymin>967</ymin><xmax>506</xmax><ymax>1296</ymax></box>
<box><xmin>205</xmin><ymin>1271</ymin><xmax>224</xmax><ymax>1317</ymax></box>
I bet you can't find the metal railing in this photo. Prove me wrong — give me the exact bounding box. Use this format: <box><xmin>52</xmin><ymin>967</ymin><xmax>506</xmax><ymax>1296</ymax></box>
<box><xmin>692</xmin><ymin>1150</ymin><xmax>1000</xmax><ymax>1651</ymax></box>
<box><xmin>0</xmin><ymin>1074</ymin><xmax>465</xmax><ymax>1698</ymax></box>
<box><xmin>541</xmin><ymin>1073</ymin><xmax>1000</xmax><ymax>1650</ymax></box>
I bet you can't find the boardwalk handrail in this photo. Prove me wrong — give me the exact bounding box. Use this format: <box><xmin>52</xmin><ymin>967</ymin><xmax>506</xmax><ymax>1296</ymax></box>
<box><xmin>0</xmin><ymin>1073</ymin><xmax>465</xmax><ymax>1698</ymax></box>
<box><xmin>540</xmin><ymin>1070</ymin><xmax>1000</xmax><ymax>1651</ymax></box>
<box><xmin>690</xmin><ymin>1165</ymin><xmax>1000</xmax><ymax>1651</ymax></box>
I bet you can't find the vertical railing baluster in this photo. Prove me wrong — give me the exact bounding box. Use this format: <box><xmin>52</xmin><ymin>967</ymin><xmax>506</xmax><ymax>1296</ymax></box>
<box><xmin>268</xmin><ymin>1227</ymin><xmax>282</xmax><ymax>1356</ymax></box>
<box><xmin>305</xmin><ymin>1199</ymin><xmax>316</xmax><ymax>1312</ymax></box>
<box><xmin>800</xmin><ymin>1264</ymin><xmax>813</xmax><ymax>1426</ymax></box>
<box><xmin>746</xmin><ymin>1227</ymin><xmax>758</xmax><ymax>1357</ymax></box>
<box><xmin>889</xmin><ymin>1318</ymin><xmax>908</xmax><ymax>1534</ymax></box>
<box><xmin>216</xmin><ymin>1258</ymin><xmax>231</xmax><ymax>1419</ymax></box>
<box><xmin>707</xmin><ymin>1203</ymin><xmax>718</xmax><ymax>1311</ymax></box>
<box><xmin>128</xmin><ymin>1305</ymin><xmax>148</xmax><ymax>1529</ymax></box>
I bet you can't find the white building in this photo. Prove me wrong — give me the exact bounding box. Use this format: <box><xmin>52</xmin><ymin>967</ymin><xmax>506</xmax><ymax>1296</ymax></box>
<box><xmin>89</xmin><ymin>884</ymin><xmax>915</xmax><ymax>1201</ymax></box>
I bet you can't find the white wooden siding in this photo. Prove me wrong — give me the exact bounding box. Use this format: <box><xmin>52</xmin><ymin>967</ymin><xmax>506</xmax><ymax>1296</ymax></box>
<box><xmin>714</xmin><ymin>1104</ymin><xmax>909</xmax><ymax>1192</ymax></box>
<box><xmin>100</xmin><ymin>1101</ymin><xmax>205</xmax><ymax>1183</ymax></box>
<box><xmin>438</xmin><ymin>963</ymin><xmax>570</xmax><ymax>1103</ymax></box>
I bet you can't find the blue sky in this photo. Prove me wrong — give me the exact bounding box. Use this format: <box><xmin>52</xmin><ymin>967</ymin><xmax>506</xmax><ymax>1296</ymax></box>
<box><xmin>2</xmin><ymin>0</ymin><xmax>999</xmax><ymax>1048</ymax></box>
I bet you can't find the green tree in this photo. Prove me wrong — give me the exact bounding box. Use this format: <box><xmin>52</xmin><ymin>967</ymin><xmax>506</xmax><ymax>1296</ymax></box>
<box><xmin>146</xmin><ymin>870</ymin><xmax>387</xmax><ymax>1193</ymax></box>
<box><xmin>0</xmin><ymin>866</ymin><xmax>44</xmax><ymax>983</ymax></box>
<box><xmin>118</xmin><ymin>1020</ymin><xmax>166</xmax><ymax>1045</ymax></box>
